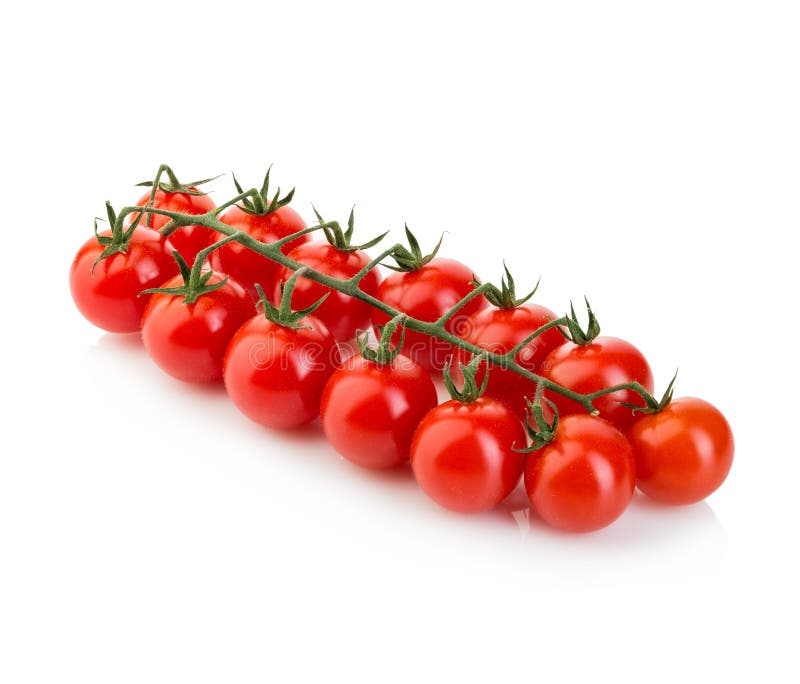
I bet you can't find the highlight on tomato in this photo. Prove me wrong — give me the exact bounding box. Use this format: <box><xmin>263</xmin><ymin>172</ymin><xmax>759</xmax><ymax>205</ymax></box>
<box><xmin>224</xmin><ymin>277</ymin><xmax>340</xmax><ymax>430</ymax></box>
<box><xmin>522</xmin><ymin>395</ymin><xmax>636</xmax><ymax>533</ymax></box>
<box><xmin>458</xmin><ymin>264</ymin><xmax>564</xmax><ymax>417</ymax></box>
<box><xmin>275</xmin><ymin>208</ymin><xmax>385</xmax><ymax>342</ymax></box>
<box><xmin>69</xmin><ymin>202</ymin><xmax>179</xmax><ymax>333</ymax></box>
<box><xmin>209</xmin><ymin>168</ymin><xmax>309</xmax><ymax>301</ymax></box>
<box><xmin>410</xmin><ymin>355</ymin><xmax>527</xmax><ymax>513</ymax></box>
<box><xmin>625</xmin><ymin>381</ymin><xmax>734</xmax><ymax>505</ymax></box>
<box><xmin>141</xmin><ymin>241</ymin><xmax>254</xmax><ymax>383</ymax></box>
<box><xmin>321</xmin><ymin>318</ymin><xmax>438</xmax><ymax>469</ymax></box>
<box><xmin>372</xmin><ymin>226</ymin><xmax>487</xmax><ymax>372</ymax></box>
<box><xmin>540</xmin><ymin>299</ymin><xmax>654</xmax><ymax>431</ymax></box>
<box><xmin>130</xmin><ymin>164</ymin><xmax>218</xmax><ymax>265</ymax></box>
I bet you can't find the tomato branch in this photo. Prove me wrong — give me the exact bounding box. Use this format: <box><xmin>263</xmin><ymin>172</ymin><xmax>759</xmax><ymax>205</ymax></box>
<box><xmin>116</xmin><ymin>197</ymin><xmax>654</xmax><ymax>414</ymax></box>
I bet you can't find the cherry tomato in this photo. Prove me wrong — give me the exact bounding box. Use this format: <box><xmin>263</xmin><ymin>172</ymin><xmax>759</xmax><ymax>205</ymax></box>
<box><xmin>208</xmin><ymin>205</ymin><xmax>309</xmax><ymax>301</ymax></box>
<box><xmin>372</xmin><ymin>258</ymin><xmax>487</xmax><ymax>372</ymax></box>
<box><xmin>321</xmin><ymin>354</ymin><xmax>438</xmax><ymax>469</ymax></box>
<box><xmin>541</xmin><ymin>336</ymin><xmax>654</xmax><ymax>430</ymax></box>
<box><xmin>626</xmin><ymin>397</ymin><xmax>734</xmax><ymax>505</ymax></box>
<box><xmin>132</xmin><ymin>188</ymin><xmax>217</xmax><ymax>265</ymax></box>
<box><xmin>411</xmin><ymin>397</ymin><xmax>526</xmax><ymax>513</ymax></box>
<box><xmin>275</xmin><ymin>241</ymin><xmax>381</xmax><ymax>342</ymax></box>
<box><xmin>458</xmin><ymin>304</ymin><xmax>564</xmax><ymax>416</ymax></box>
<box><xmin>525</xmin><ymin>415</ymin><xmax>636</xmax><ymax>533</ymax></box>
<box><xmin>224</xmin><ymin>314</ymin><xmax>340</xmax><ymax>429</ymax></box>
<box><xmin>142</xmin><ymin>273</ymin><xmax>253</xmax><ymax>383</ymax></box>
<box><xmin>69</xmin><ymin>228</ymin><xmax>178</xmax><ymax>333</ymax></box>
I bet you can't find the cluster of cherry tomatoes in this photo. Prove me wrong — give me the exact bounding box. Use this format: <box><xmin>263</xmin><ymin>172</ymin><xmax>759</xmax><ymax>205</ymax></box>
<box><xmin>70</xmin><ymin>166</ymin><xmax>734</xmax><ymax>533</ymax></box>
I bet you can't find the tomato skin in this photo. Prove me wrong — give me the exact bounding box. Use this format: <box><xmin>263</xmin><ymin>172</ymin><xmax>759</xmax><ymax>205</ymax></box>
<box><xmin>626</xmin><ymin>397</ymin><xmax>733</xmax><ymax>505</ymax></box>
<box><xmin>525</xmin><ymin>415</ymin><xmax>636</xmax><ymax>533</ymax></box>
<box><xmin>541</xmin><ymin>336</ymin><xmax>654</xmax><ymax>430</ymax></box>
<box><xmin>321</xmin><ymin>354</ymin><xmax>438</xmax><ymax>469</ymax></box>
<box><xmin>69</xmin><ymin>228</ymin><xmax>178</xmax><ymax>333</ymax></box>
<box><xmin>411</xmin><ymin>397</ymin><xmax>526</xmax><ymax>513</ymax></box>
<box><xmin>132</xmin><ymin>188</ymin><xmax>217</xmax><ymax>265</ymax></box>
<box><xmin>141</xmin><ymin>273</ymin><xmax>253</xmax><ymax>383</ymax></box>
<box><xmin>458</xmin><ymin>304</ymin><xmax>564</xmax><ymax>416</ymax></box>
<box><xmin>372</xmin><ymin>258</ymin><xmax>487</xmax><ymax>372</ymax></box>
<box><xmin>275</xmin><ymin>242</ymin><xmax>381</xmax><ymax>342</ymax></box>
<box><xmin>224</xmin><ymin>314</ymin><xmax>340</xmax><ymax>429</ymax></box>
<box><xmin>208</xmin><ymin>205</ymin><xmax>309</xmax><ymax>301</ymax></box>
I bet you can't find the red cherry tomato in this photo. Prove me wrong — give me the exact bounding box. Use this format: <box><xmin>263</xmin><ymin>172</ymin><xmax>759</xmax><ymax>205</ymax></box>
<box><xmin>626</xmin><ymin>397</ymin><xmax>734</xmax><ymax>505</ymax></box>
<box><xmin>132</xmin><ymin>188</ymin><xmax>217</xmax><ymax>265</ymax></box>
<box><xmin>541</xmin><ymin>336</ymin><xmax>654</xmax><ymax>430</ymax></box>
<box><xmin>208</xmin><ymin>205</ymin><xmax>309</xmax><ymax>301</ymax></box>
<box><xmin>224</xmin><ymin>315</ymin><xmax>340</xmax><ymax>429</ymax></box>
<box><xmin>321</xmin><ymin>354</ymin><xmax>438</xmax><ymax>469</ymax></box>
<box><xmin>459</xmin><ymin>304</ymin><xmax>564</xmax><ymax>416</ymax></box>
<box><xmin>525</xmin><ymin>415</ymin><xmax>636</xmax><ymax>533</ymax></box>
<box><xmin>411</xmin><ymin>397</ymin><xmax>526</xmax><ymax>513</ymax></box>
<box><xmin>142</xmin><ymin>273</ymin><xmax>253</xmax><ymax>383</ymax></box>
<box><xmin>69</xmin><ymin>228</ymin><xmax>178</xmax><ymax>333</ymax></box>
<box><xmin>275</xmin><ymin>241</ymin><xmax>381</xmax><ymax>342</ymax></box>
<box><xmin>372</xmin><ymin>258</ymin><xmax>487</xmax><ymax>372</ymax></box>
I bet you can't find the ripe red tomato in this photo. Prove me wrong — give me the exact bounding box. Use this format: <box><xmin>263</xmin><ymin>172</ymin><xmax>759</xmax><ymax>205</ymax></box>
<box><xmin>208</xmin><ymin>205</ymin><xmax>309</xmax><ymax>301</ymax></box>
<box><xmin>541</xmin><ymin>336</ymin><xmax>654</xmax><ymax>430</ymax></box>
<box><xmin>142</xmin><ymin>273</ymin><xmax>253</xmax><ymax>383</ymax></box>
<box><xmin>275</xmin><ymin>241</ymin><xmax>381</xmax><ymax>342</ymax></box>
<box><xmin>372</xmin><ymin>258</ymin><xmax>487</xmax><ymax>372</ymax></box>
<box><xmin>525</xmin><ymin>415</ymin><xmax>636</xmax><ymax>532</ymax></box>
<box><xmin>411</xmin><ymin>397</ymin><xmax>526</xmax><ymax>513</ymax></box>
<box><xmin>132</xmin><ymin>188</ymin><xmax>217</xmax><ymax>265</ymax></box>
<box><xmin>626</xmin><ymin>397</ymin><xmax>734</xmax><ymax>505</ymax></box>
<box><xmin>321</xmin><ymin>354</ymin><xmax>438</xmax><ymax>469</ymax></box>
<box><xmin>69</xmin><ymin>228</ymin><xmax>178</xmax><ymax>333</ymax></box>
<box><xmin>224</xmin><ymin>314</ymin><xmax>340</xmax><ymax>429</ymax></box>
<box><xmin>459</xmin><ymin>304</ymin><xmax>564</xmax><ymax>416</ymax></box>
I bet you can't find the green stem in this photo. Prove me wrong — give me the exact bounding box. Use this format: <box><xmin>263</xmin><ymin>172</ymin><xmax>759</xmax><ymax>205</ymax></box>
<box><xmin>503</xmin><ymin>316</ymin><xmax>569</xmax><ymax>360</ymax></box>
<box><xmin>435</xmin><ymin>281</ymin><xmax>496</xmax><ymax>326</ymax></box>
<box><xmin>352</xmin><ymin>244</ymin><xmax>402</xmax><ymax>284</ymax></box>
<box><xmin>118</xmin><ymin>195</ymin><xmax>653</xmax><ymax>414</ymax></box>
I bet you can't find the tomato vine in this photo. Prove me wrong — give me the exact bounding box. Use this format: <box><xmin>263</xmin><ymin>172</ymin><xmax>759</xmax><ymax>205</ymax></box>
<box><xmin>106</xmin><ymin>181</ymin><xmax>659</xmax><ymax>415</ymax></box>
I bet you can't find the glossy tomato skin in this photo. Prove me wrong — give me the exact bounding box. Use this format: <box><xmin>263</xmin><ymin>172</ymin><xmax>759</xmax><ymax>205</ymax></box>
<box><xmin>275</xmin><ymin>242</ymin><xmax>381</xmax><ymax>342</ymax></box>
<box><xmin>321</xmin><ymin>354</ymin><xmax>438</xmax><ymax>469</ymax></box>
<box><xmin>208</xmin><ymin>205</ymin><xmax>309</xmax><ymax>301</ymax></box>
<box><xmin>525</xmin><ymin>415</ymin><xmax>636</xmax><ymax>533</ymax></box>
<box><xmin>411</xmin><ymin>397</ymin><xmax>526</xmax><ymax>513</ymax></box>
<box><xmin>459</xmin><ymin>304</ymin><xmax>564</xmax><ymax>416</ymax></box>
<box><xmin>142</xmin><ymin>273</ymin><xmax>253</xmax><ymax>383</ymax></box>
<box><xmin>69</xmin><ymin>228</ymin><xmax>178</xmax><ymax>333</ymax></box>
<box><xmin>626</xmin><ymin>397</ymin><xmax>734</xmax><ymax>505</ymax></box>
<box><xmin>372</xmin><ymin>258</ymin><xmax>487</xmax><ymax>372</ymax></box>
<box><xmin>224</xmin><ymin>314</ymin><xmax>340</xmax><ymax>429</ymax></box>
<box><xmin>132</xmin><ymin>188</ymin><xmax>217</xmax><ymax>265</ymax></box>
<box><xmin>541</xmin><ymin>336</ymin><xmax>654</xmax><ymax>431</ymax></box>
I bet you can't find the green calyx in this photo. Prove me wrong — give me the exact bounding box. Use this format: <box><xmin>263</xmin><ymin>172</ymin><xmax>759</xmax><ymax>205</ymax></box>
<box><xmin>621</xmin><ymin>371</ymin><xmax>678</xmax><ymax>415</ymax></box>
<box><xmin>385</xmin><ymin>224</ymin><xmax>443</xmax><ymax>272</ymax></box>
<box><xmin>258</xmin><ymin>267</ymin><xmax>328</xmax><ymax>329</ymax></box>
<box><xmin>139</xmin><ymin>234</ymin><xmax>241</xmax><ymax>305</ymax></box>
<box><xmin>231</xmin><ymin>165</ymin><xmax>295</xmax><ymax>216</ymax></box>
<box><xmin>313</xmin><ymin>206</ymin><xmax>388</xmax><ymax>253</ymax></box>
<box><xmin>443</xmin><ymin>353</ymin><xmax>489</xmax><ymax>404</ymax></box>
<box><xmin>140</xmin><ymin>251</ymin><xmax>229</xmax><ymax>305</ymax></box>
<box><xmin>136</xmin><ymin>164</ymin><xmax>217</xmax><ymax>196</ymax></box>
<box><xmin>561</xmin><ymin>297</ymin><xmax>601</xmax><ymax>345</ymax></box>
<box><xmin>358</xmin><ymin>315</ymin><xmax>407</xmax><ymax>365</ymax></box>
<box><xmin>482</xmin><ymin>262</ymin><xmax>540</xmax><ymax>310</ymax></box>
<box><xmin>516</xmin><ymin>384</ymin><xmax>560</xmax><ymax>453</ymax></box>
<box><xmin>91</xmin><ymin>201</ymin><xmax>142</xmax><ymax>272</ymax></box>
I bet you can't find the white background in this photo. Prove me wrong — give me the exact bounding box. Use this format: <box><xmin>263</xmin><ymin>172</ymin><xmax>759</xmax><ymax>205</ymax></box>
<box><xmin>1</xmin><ymin>1</ymin><xmax>799</xmax><ymax>682</ymax></box>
